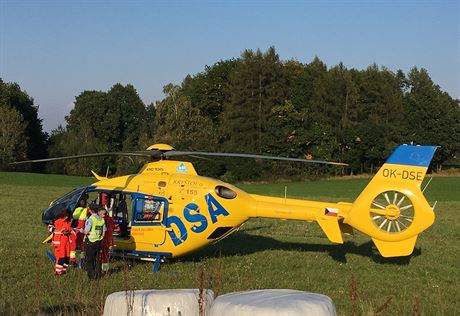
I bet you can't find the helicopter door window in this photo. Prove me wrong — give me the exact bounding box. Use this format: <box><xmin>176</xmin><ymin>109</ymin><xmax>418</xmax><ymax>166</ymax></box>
<box><xmin>112</xmin><ymin>193</ymin><xmax>131</xmax><ymax>237</ymax></box>
<box><xmin>134</xmin><ymin>197</ymin><xmax>164</xmax><ymax>223</ymax></box>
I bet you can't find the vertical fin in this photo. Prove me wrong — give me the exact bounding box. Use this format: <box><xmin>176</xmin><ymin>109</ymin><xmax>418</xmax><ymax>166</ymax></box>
<box><xmin>372</xmin><ymin>236</ymin><xmax>418</xmax><ymax>257</ymax></box>
<box><xmin>91</xmin><ymin>170</ymin><xmax>108</xmax><ymax>181</ymax></box>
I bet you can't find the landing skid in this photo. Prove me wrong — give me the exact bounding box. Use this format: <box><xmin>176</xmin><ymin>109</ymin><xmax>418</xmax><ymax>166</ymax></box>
<box><xmin>111</xmin><ymin>250</ymin><xmax>171</xmax><ymax>272</ymax></box>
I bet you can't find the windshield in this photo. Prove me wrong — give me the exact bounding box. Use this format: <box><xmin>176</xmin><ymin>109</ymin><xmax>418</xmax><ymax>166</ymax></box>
<box><xmin>43</xmin><ymin>187</ymin><xmax>87</xmax><ymax>224</ymax></box>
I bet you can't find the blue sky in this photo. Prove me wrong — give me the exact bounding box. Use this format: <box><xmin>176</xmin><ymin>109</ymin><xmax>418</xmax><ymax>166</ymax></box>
<box><xmin>1</xmin><ymin>0</ymin><xmax>459</xmax><ymax>132</ymax></box>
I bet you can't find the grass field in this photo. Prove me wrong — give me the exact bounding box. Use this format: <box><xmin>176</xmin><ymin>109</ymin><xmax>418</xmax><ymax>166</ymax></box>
<box><xmin>0</xmin><ymin>172</ymin><xmax>458</xmax><ymax>315</ymax></box>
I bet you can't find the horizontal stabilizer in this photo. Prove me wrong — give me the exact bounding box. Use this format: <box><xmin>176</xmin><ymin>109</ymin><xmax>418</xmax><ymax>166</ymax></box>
<box><xmin>316</xmin><ymin>213</ymin><xmax>343</xmax><ymax>244</ymax></box>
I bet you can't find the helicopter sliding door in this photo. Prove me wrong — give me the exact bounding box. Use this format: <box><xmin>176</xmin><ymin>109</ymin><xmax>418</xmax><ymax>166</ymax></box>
<box><xmin>130</xmin><ymin>194</ymin><xmax>169</xmax><ymax>247</ymax></box>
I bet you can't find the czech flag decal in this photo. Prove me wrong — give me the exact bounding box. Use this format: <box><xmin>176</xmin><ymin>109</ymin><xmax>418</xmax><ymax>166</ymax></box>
<box><xmin>325</xmin><ymin>207</ymin><xmax>338</xmax><ymax>217</ymax></box>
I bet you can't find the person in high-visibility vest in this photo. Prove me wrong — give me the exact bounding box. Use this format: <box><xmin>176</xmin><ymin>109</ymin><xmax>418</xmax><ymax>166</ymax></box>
<box><xmin>83</xmin><ymin>203</ymin><xmax>106</xmax><ymax>280</ymax></box>
<box><xmin>100</xmin><ymin>209</ymin><xmax>115</xmax><ymax>273</ymax></box>
<box><xmin>71</xmin><ymin>196</ymin><xmax>89</xmax><ymax>266</ymax></box>
<box><xmin>48</xmin><ymin>208</ymin><xmax>72</xmax><ymax>276</ymax></box>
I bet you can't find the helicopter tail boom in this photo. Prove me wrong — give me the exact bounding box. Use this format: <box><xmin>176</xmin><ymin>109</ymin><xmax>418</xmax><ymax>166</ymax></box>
<box><xmin>250</xmin><ymin>194</ymin><xmax>352</xmax><ymax>244</ymax></box>
<box><xmin>250</xmin><ymin>145</ymin><xmax>438</xmax><ymax>257</ymax></box>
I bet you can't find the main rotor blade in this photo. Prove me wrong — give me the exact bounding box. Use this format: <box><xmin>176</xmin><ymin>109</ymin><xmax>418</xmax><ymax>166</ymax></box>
<box><xmin>164</xmin><ymin>151</ymin><xmax>348</xmax><ymax>166</ymax></box>
<box><xmin>188</xmin><ymin>155</ymin><xmax>214</xmax><ymax>161</ymax></box>
<box><xmin>11</xmin><ymin>149</ymin><xmax>348</xmax><ymax>166</ymax></box>
<box><xmin>10</xmin><ymin>151</ymin><xmax>161</xmax><ymax>165</ymax></box>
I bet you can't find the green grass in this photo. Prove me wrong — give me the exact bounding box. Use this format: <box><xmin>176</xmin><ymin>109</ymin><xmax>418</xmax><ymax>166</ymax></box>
<box><xmin>0</xmin><ymin>172</ymin><xmax>458</xmax><ymax>315</ymax></box>
<box><xmin>0</xmin><ymin>172</ymin><xmax>95</xmax><ymax>188</ymax></box>
<box><xmin>238</xmin><ymin>175</ymin><xmax>460</xmax><ymax>202</ymax></box>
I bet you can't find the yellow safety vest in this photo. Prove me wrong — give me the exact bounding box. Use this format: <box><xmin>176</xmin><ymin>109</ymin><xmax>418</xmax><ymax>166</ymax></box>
<box><xmin>88</xmin><ymin>215</ymin><xmax>105</xmax><ymax>242</ymax></box>
<box><xmin>73</xmin><ymin>207</ymin><xmax>88</xmax><ymax>220</ymax></box>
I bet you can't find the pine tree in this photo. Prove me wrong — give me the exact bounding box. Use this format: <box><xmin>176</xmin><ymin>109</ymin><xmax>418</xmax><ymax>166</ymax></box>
<box><xmin>221</xmin><ymin>47</ymin><xmax>286</xmax><ymax>153</ymax></box>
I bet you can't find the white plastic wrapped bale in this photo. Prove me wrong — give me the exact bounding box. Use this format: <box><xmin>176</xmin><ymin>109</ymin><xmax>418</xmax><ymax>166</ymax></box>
<box><xmin>103</xmin><ymin>289</ymin><xmax>214</xmax><ymax>316</ymax></box>
<box><xmin>209</xmin><ymin>289</ymin><xmax>336</xmax><ymax>316</ymax></box>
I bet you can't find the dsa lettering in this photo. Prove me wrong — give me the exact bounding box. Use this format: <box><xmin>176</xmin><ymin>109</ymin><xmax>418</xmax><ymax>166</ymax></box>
<box><xmin>167</xmin><ymin>193</ymin><xmax>229</xmax><ymax>246</ymax></box>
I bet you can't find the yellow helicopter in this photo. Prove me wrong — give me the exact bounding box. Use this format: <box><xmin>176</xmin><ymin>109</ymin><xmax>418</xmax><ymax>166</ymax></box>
<box><xmin>15</xmin><ymin>144</ymin><xmax>437</xmax><ymax>271</ymax></box>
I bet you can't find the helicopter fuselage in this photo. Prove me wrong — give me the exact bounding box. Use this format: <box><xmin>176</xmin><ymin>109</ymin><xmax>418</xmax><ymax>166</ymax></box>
<box><xmin>42</xmin><ymin>144</ymin><xmax>438</xmax><ymax>262</ymax></box>
<box><xmin>44</xmin><ymin>159</ymin><xmax>349</xmax><ymax>260</ymax></box>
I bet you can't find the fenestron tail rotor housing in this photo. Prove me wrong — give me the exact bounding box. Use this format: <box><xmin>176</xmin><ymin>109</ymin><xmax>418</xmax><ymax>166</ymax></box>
<box><xmin>370</xmin><ymin>190</ymin><xmax>414</xmax><ymax>234</ymax></box>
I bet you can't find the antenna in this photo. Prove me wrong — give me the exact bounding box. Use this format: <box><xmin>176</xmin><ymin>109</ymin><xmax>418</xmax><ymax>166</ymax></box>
<box><xmin>432</xmin><ymin>200</ymin><xmax>438</xmax><ymax>211</ymax></box>
<box><xmin>284</xmin><ymin>186</ymin><xmax>287</xmax><ymax>204</ymax></box>
<box><xmin>422</xmin><ymin>177</ymin><xmax>433</xmax><ymax>193</ymax></box>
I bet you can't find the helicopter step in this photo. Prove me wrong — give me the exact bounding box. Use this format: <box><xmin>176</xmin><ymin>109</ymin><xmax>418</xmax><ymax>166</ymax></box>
<box><xmin>111</xmin><ymin>249</ymin><xmax>171</xmax><ymax>272</ymax></box>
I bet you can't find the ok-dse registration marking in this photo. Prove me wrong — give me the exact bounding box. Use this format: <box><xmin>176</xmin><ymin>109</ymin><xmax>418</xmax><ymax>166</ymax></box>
<box><xmin>382</xmin><ymin>168</ymin><xmax>423</xmax><ymax>181</ymax></box>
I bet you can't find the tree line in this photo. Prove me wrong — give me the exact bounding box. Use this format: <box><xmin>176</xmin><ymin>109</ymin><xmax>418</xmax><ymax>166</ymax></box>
<box><xmin>0</xmin><ymin>79</ymin><xmax>47</xmax><ymax>171</ymax></box>
<box><xmin>1</xmin><ymin>47</ymin><xmax>459</xmax><ymax>180</ymax></box>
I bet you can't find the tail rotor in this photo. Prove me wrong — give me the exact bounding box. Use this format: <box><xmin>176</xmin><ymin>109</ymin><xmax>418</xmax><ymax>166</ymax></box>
<box><xmin>370</xmin><ymin>190</ymin><xmax>414</xmax><ymax>234</ymax></box>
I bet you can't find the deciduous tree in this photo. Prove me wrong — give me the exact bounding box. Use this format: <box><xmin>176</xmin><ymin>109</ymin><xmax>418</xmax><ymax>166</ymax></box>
<box><xmin>0</xmin><ymin>105</ymin><xmax>27</xmax><ymax>169</ymax></box>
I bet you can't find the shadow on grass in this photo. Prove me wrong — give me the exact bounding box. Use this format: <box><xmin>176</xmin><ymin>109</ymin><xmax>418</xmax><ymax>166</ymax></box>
<box><xmin>39</xmin><ymin>303</ymin><xmax>84</xmax><ymax>315</ymax></box>
<box><xmin>179</xmin><ymin>231</ymin><xmax>421</xmax><ymax>265</ymax></box>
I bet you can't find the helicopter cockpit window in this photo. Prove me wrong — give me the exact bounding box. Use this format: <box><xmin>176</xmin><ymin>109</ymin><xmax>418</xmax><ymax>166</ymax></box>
<box><xmin>134</xmin><ymin>197</ymin><xmax>164</xmax><ymax>223</ymax></box>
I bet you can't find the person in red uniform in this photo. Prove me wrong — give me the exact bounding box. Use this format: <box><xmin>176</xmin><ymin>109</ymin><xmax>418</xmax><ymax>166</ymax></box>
<box><xmin>100</xmin><ymin>207</ymin><xmax>115</xmax><ymax>273</ymax></box>
<box><xmin>48</xmin><ymin>208</ymin><xmax>72</xmax><ymax>276</ymax></box>
<box><xmin>71</xmin><ymin>196</ymin><xmax>90</xmax><ymax>266</ymax></box>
